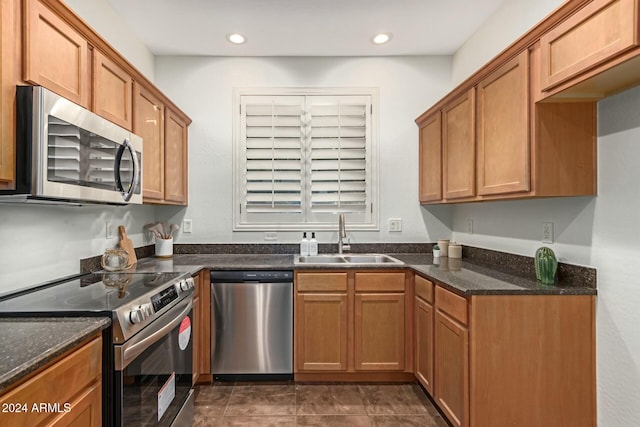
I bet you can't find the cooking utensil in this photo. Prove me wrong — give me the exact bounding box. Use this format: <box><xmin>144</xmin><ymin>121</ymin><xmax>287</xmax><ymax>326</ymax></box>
<box><xmin>147</xmin><ymin>223</ymin><xmax>164</xmax><ymax>239</ymax></box>
<box><xmin>169</xmin><ymin>223</ymin><xmax>179</xmax><ymax>238</ymax></box>
<box><xmin>118</xmin><ymin>226</ymin><xmax>137</xmax><ymax>266</ymax></box>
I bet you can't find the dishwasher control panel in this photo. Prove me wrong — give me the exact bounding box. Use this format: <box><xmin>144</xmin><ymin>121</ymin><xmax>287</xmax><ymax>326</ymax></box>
<box><xmin>210</xmin><ymin>270</ymin><xmax>293</xmax><ymax>283</ymax></box>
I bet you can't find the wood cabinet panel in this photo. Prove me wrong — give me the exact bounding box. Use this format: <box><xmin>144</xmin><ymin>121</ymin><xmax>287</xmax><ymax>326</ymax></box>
<box><xmin>354</xmin><ymin>272</ymin><xmax>405</xmax><ymax>292</ymax></box>
<box><xmin>164</xmin><ymin>108</ymin><xmax>188</xmax><ymax>204</ymax></box>
<box><xmin>443</xmin><ymin>88</ymin><xmax>475</xmax><ymax>200</ymax></box>
<box><xmin>24</xmin><ymin>0</ymin><xmax>90</xmax><ymax>108</ymax></box>
<box><xmin>133</xmin><ymin>82</ymin><xmax>165</xmax><ymax>201</ymax></box>
<box><xmin>540</xmin><ymin>0</ymin><xmax>638</xmax><ymax>91</ymax></box>
<box><xmin>415</xmin><ymin>296</ymin><xmax>434</xmax><ymax>395</ymax></box>
<box><xmin>0</xmin><ymin>337</ymin><xmax>101</xmax><ymax>427</ymax></box>
<box><xmin>0</xmin><ymin>0</ymin><xmax>16</xmax><ymax>185</ymax></box>
<box><xmin>470</xmin><ymin>295</ymin><xmax>596</xmax><ymax>427</ymax></box>
<box><xmin>477</xmin><ymin>51</ymin><xmax>530</xmax><ymax>196</ymax></box>
<box><xmin>415</xmin><ymin>275</ymin><xmax>434</xmax><ymax>303</ymax></box>
<box><xmin>419</xmin><ymin>113</ymin><xmax>442</xmax><ymax>202</ymax></box>
<box><xmin>435</xmin><ymin>286</ymin><xmax>468</xmax><ymax>325</ymax></box>
<box><xmin>92</xmin><ymin>49</ymin><xmax>132</xmax><ymax>130</ymax></box>
<box><xmin>354</xmin><ymin>293</ymin><xmax>405</xmax><ymax>371</ymax></box>
<box><xmin>48</xmin><ymin>382</ymin><xmax>101</xmax><ymax>427</ymax></box>
<box><xmin>192</xmin><ymin>293</ymin><xmax>200</xmax><ymax>385</ymax></box>
<box><xmin>296</xmin><ymin>293</ymin><xmax>349</xmax><ymax>371</ymax></box>
<box><xmin>297</xmin><ymin>272</ymin><xmax>348</xmax><ymax>292</ymax></box>
<box><xmin>435</xmin><ymin>310</ymin><xmax>469</xmax><ymax>427</ymax></box>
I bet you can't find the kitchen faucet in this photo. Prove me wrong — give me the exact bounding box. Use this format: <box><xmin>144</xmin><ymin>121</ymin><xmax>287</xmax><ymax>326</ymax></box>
<box><xmin>338</xmin><ymin>213</ymin><xmax>351</xmax><ymax>254</ymax></box>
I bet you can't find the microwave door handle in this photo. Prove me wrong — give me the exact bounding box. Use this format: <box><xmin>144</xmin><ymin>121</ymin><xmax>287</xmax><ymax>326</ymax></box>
<box><xmin>114</xmin><ymin>138</ymin><xmax>138</xmax><ymax>202</ymax></box>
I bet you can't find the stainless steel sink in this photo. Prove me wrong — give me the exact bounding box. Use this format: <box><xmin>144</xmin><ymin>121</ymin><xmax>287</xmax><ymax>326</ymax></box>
<box><xmin>294</xmin><ymin>254</ymin><xmax>404</xmax><ymax>266</ymax></box>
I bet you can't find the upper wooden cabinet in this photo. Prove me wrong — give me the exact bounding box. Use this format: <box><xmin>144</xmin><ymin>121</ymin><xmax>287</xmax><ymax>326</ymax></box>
<box><xmin>443</xmin><ymin>88</ymin><xmax>476</xmax><ymax>200</ymax></box>
<box><xmin>540</xmin><ymin>0</ymin><xmax>639</xmax><ymax>92</ymax></box>
<box><xmin>23</xmin><ymin>0</ymin><xmax>90</xmax><ymax>108</ymax></box>
<box><xmin>0</xmin><ymin>0</ymin><xmax>16</xmax><ymax>186</ymax></box>
<box><xmin>418</xmin><ymin>112</ymin><xmax>442</xmax><ymax>202</ymax></box>
<box><xmin>164</xmin><ymin>108</ymin><xmax>189</xmax><ymax>205</ymax></box>
<box><xmin>133</xmin><ymin>83</ymin><xmax>165</xmax><ymax>201</ymax></box>
<box><xmin>92</xmin><ymin>49</ymin><xmax>133</xmax><ymax>130</ymax></box>
<box><xmin>476</xmin><ymin>51</ymin><xmax>530</xmax><ymax>196</ymax></box>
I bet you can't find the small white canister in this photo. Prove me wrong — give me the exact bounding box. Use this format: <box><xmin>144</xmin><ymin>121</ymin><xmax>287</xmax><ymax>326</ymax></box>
<box><xmin>448</xmin><ymin>242</ymin><xmax>462</xmax><ymax>259</ymax></box>
<box><xmin>437</xmin><ymin>239</ymin><xmax>450</xmax><ymax>257</ymax></box>
<box><xmin>155</xmin><ymin>237</ymin><xmax>173</xmax><ymax>258</ymax></box>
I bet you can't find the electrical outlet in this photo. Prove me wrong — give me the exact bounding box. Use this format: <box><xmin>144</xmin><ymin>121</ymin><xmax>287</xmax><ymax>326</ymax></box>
<box><xmin>183</xmin><ymin>219</ymin><xmax>193</xmax><ymax>234</ymax></box>
<box><xmin>105</xmin><ymin>221</ymin><xmax>114</xmax><ymax>239</ymax></box>
<box><xmin>467</xmin><ymin>219</ymin><xmax>474</xmax><ymax>234</ymax></box>
<box><xmin>388</xmin><ymin>218</ymin><xmax>402</xmax><ymax>232</ymax></box>
<box><xmin>542</xmin><ymin>222</ymin><xmax>554</xmax><ymax>243</ymax></box>
<box><xmin>264</xmin><ymin>232</ymin><xmax>278</xmax><ymax>241</ymax></box>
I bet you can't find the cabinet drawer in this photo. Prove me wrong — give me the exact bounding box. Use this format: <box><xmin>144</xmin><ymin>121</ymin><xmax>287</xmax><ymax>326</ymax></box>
<box><xmin>0</xmin><ymin>337</ymin><xmax>102</xmax><ymax>427</ymax></box>
<box><xmin>355</xmin><ymin>272</ymin><xmax>405</xmax><ymax>292</ymax></box>
<box><xmin>415</xmin><ymin>275</ymin><xmax>434</xmax><ymax>303</ymax></box>
<box><xmin>540</xmin><ymin>0</ymin><xmax>638</xmax><ymax>91</ymax></box>
<box><xmin>436</xmin><ymin>286</ymin><xmax>468</xmax><ymax>325</ymax></box>
<box><xmin>297</xmin><ymin>273</ymin><xmax>348</xmax><ymax>292</ymax></box>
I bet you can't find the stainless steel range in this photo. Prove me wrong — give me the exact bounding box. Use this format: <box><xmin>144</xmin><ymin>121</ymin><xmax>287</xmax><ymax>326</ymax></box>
<box><xmin>0</xmin><ymin>271</ymin><xmax>196</xmax><ymax>427</ymax></box>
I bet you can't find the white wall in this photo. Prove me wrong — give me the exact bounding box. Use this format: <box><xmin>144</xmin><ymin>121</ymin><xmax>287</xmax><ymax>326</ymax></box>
<box><xmin>64</xmin><ymin>0</ymin><xmax>155</xmax><ymax>80</ymax></box>
<box><xmin>153</xmin><ymin>56</ymin><xmax>453</xmax><ymax>246</ymax></box>
<box><xmin>450</xmin><ymin>1</ymin><xmax>640</xmax><ymax>425</ymax></box>
<box><xmin>451</xmin><ymin>0</ymin><xmax>564</xmax><ymax>85</ymax></box>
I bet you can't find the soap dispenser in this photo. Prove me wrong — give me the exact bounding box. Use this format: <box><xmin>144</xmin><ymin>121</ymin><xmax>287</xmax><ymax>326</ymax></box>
<box><xmin>309</xmin><ymin>232</ymin><xmax>318</xmax><ymax>256</ymax></box>
<box><xmin>300</xmin><ymin>232</ymin><xmax>310</xmax><ymax>256</ymax></box>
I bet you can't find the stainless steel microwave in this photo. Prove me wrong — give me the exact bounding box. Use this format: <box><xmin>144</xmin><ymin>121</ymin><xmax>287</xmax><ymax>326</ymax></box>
<box><xmin>0</xmin><ymin>86</ymin><xmax>143</xmax><ymax>205</ymax></box>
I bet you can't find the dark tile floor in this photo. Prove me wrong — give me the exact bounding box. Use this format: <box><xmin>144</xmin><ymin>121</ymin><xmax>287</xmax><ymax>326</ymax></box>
<box><xmin>193</xmin><ymin>382</ymin><xmax>450</xmax><ymax>426</ymax></box>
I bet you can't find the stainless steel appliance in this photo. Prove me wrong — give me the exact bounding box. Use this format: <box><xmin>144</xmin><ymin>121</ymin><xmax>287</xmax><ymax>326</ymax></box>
<box><xmin>0</xmin><ymin>86</ymin><xmax>142</xmax><ymax>205</ymax></box>
<box><xmin>0</xmin><ymin>272</ymin><xmax>195</xmax><ymax>426</ymax></box>
<box><xmin>210</xmin><ymin>271</ymin><xmax>293</xmax><ymax>381</ymax></box>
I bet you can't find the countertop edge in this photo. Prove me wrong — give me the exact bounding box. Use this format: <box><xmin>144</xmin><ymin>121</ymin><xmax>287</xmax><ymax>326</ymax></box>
<box><xmin>0</xmin><ymin>317</ymin><xmax>111</xmax><ymax>395</ymax></box>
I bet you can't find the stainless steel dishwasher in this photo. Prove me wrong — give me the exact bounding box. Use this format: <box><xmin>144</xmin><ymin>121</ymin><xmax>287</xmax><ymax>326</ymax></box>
<box><xmin>210</xmin><ymin>270</ymin><xmax>293</xmax><ymax>381</ymax></box>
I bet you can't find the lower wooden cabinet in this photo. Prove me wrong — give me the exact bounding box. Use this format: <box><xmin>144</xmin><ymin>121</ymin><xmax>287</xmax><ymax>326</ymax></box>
<box><xmin>193</xmin><ymin>270</ymin><xmax>211</xmax><ymax>384</ymax></box>
<box><xmin>296</xmin><ymin>292</ymin><xmax>348</xmax><ymax>371</ymax></box>
<box><xmin>0</xmin><ymin>336</ymin><xmax>102</xmax><ymax>427</ymax></box>
<box><xmin>192</xmin><ymin>278</ymin><xmax>200</xmax><ymax>385</ymax></box>
<box><xmin>354</xmin><ymin>292</ymin><xmax>405</xmax><ymax>371</ymax></box>
<box><xmin>412</xmin><ymin>272</ymin><xmax>596</xmax><ymax>427</ymax></box>
<box><xmin>435</xmin><ymin>309</ymin><xmax>469</xmax><ymax>427</ymax></box>
<box><xmin>415</xmin><ymin>295</ymin><xmax>434</xmax><ymax>394</ymax></box>
<box><xmin>295</xmin><ymin>270</ymin><xmax>410</xmax><ymax>378</ymax></box>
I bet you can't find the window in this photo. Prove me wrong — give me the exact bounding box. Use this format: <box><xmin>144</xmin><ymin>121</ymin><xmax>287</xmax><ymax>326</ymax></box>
<box><xmin>233</xmin><ymin>88</ymin><xmax>379</xmax><ymax>230</ymax></box>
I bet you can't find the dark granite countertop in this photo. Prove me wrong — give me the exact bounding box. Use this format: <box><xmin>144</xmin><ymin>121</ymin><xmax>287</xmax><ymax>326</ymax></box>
<box><xmin>0</xmin><ymin>317</ymin><xmax>110</xmax><ymax>394</ymax></box>
<box><xmin>130</xmin><ymin>253</ymin><xmax>596</xmax><ymax>296</ymax></box>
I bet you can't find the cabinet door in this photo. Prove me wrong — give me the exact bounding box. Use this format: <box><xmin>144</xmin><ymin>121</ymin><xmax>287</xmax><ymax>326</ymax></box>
<box><xmin>415</xmin><ymin>296</ymin><xmax>434</xmax><ymax>395</ymax></box>
<box><xmin>419</xmin><ymin>113</ymin><xmax>442</xmax><ymax>202</ymax></box>
<box><xmin>133</xmin><ymin>83</ymin><xmax>165</xmax><ymax>201</ymax></box>
<box><xmin>477</xmin><ymin>51</ymin><xmax>530</xmax><ymax>196</ymax></box>
<box><xmin>435</xmin><ymin>310</ymin><xmax>469</xmax><ymax>427</ymax></box>
<box><xmin>540</xmin><ymin>0</ymin><xmax>638</xmax><ymax>91</ymax></box>
<box><xmin>296</xmin><ymin>293</ymin><xmax>348</xmax><ymax>371</ymax></box>
<box><xmin>48</xmin><ymin>382</ymin><xmax>101</xmax><ymax>427</ymax></box>
<box><xmin>354</xmin><ymin>293</ymin><xmax>405</xmax><ymax>371</ymax></box>
<box><xmin>443</xmin><ymin>88</ymin><xmax>475</xmax><ymax>200</ymax></box>
<box><xmin>92</xmin><ymin>50</ymin><xmax>132</xmax><ymax>130</ymax></box>
<box><xmin>164</xmin><ymin>108</ymin><xmax>188</xmax><ymax>204</ymax></box>
<box><xmin>24</xmin><ymin>0</ymin><xmax>90</xmax><ymax>108</ymax></box>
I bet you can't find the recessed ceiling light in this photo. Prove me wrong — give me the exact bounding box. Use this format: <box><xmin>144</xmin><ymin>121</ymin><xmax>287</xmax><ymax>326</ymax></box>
<box><xmin>371</xmin><ymin>33</ymin><xmax>393</xmax><ymax>45</ymax></box>
<box><xmin>226</xmin><ymin>33</ymin><xmax>247</xmax><ymax>44</ymax></box>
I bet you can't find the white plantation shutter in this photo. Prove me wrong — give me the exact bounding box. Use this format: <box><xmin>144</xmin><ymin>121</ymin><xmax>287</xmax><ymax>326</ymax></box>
<box><xmin>235</xmin><ymin>90</ymin><xmax>377</xmax><ymax>230</ymax></box>
<box><xmin>309</xmin><ymin>96</ymin><xmax>370</xmax><ymax>217</ymax></box>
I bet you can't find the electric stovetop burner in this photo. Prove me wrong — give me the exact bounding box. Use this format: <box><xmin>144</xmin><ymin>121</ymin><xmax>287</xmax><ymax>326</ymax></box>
<box><xmin>0</xmin><ymin>272</ymin><xmax>186</xmax><ymax>314</ymax></box>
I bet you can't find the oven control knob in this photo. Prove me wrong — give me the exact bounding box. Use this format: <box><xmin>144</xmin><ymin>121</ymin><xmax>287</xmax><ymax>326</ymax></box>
<box><xmin>179</xmin><ymin>278</ymin><xmax>194</xmax><ymax>292</ymax></box>
<box><xmin>141</xmin><ymin>303</ymin><xmax>154</xmax><ymax>317</ymax></box>
<box><xmin>129</xmin><ymin>306</ymin><xmax>147</xmax><ymax>324</ymax></box>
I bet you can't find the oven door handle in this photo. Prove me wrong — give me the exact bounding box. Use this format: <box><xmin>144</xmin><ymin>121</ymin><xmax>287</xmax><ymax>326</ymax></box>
<box><xmin>114</xmin><ymin>296</ymin><xmax>193</xmax><ymax>371</ymax></box>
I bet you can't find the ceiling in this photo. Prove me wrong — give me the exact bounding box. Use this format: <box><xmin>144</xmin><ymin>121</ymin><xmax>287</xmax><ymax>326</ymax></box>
<box><xmin>106</xmin><ymin>0</ymin><xmax>507</xmax><ymax>57</ymax></box>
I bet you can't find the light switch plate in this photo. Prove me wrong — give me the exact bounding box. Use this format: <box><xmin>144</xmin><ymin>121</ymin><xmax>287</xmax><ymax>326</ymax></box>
<box><xmin>264</xmin><ymin>232</ymin><xmax>278</xmax><ymax>241</ymax></box>
<box><xmin>105</xmin><ymin>221</ymin><xmax>114</xmax><ymax>239</ymax></box>
<box><xmin>467</xmin><ymin>219</ymin><xmax>474</xmax><ymax>234</ymax></box>
<box><xmin>183</xmin><ymin>219</ymin><xmax>193</xmax><ymax>234</ymax></box>
<box><xmin>388</xmin><ymin>218</ymin><xmax>402</xmax><ymax>232</ymax></box>
<box><xmin>542</xmin><ymin>222</ymin><xmax>554</xmax><ymax>243</ymax></box>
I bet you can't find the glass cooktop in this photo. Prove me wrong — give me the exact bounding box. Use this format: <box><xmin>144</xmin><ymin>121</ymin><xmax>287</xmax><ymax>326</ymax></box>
<box><xmin>0</xmin><ymin>272</ymin><xmax>187</xmax><ymax>314</ymax></box>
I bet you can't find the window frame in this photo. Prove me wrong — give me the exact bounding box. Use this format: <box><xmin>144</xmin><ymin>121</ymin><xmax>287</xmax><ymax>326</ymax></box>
<box><xmin>232</xmin><ymin>87</ymin><xmax>380</xmax><ymax>231</ymax></box>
